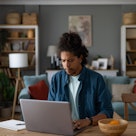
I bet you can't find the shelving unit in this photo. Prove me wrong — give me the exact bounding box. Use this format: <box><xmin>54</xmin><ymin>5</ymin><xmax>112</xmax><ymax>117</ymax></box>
<box><xmin>0</xmin><ymin>25</ymin><xmax>39</xmax><ymax>78</ymax></box>
<box><xmin>121</xmin><ymin>25</ymin><xmax>136</xmax><ymax>77</ymax></box>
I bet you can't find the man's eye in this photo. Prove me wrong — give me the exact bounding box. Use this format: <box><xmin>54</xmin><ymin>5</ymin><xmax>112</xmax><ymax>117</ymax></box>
<box><xmin>61</xmin><ymin>60</ymin><xmax>65</xmax><ymax>62</ymax></box>
<box><xmin>68</xmin><ymin>59</ymin><xmax>73</xmax><ymax>62</ymax></box>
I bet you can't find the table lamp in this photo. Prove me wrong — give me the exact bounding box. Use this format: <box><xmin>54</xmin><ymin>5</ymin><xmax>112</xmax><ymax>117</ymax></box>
<box><xmin>9</xmin><ymin>53</ymin><xmax>28</xmax><ymax>118</ymax></box>
<box><xmin>47</xmin><ymin>45</ymin><xmax>58</xmax><ymax>69</ymax></box>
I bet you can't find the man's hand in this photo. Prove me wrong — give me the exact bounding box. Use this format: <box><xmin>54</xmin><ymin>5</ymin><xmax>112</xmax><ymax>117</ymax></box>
<box><xmin>73</xmin><ymin>118</ymin><xmax>91</xmax><ymax>130</ymax></box>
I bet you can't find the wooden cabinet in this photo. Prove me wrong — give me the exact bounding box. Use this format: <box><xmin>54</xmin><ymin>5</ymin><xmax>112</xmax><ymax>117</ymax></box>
<box><xmin>0</xmin><ymin>25</ymin><xmax>39</xmax><ymax>78</ymax></box>
<box><xmin>121</xmin><ymin>25</ymin><xmax>136</xmax><ymax>77</ymax></box>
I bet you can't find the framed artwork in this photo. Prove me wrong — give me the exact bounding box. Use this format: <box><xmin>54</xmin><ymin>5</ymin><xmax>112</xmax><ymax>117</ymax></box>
<box><xmin>68</xmin><ymin>15</ymin><xmax>92</xmax><ymax>47</ymax></box>
<box><xmin>98</xmin><ymin>58</ymin><xmax>108</xmax><ymax>70</ymax></box>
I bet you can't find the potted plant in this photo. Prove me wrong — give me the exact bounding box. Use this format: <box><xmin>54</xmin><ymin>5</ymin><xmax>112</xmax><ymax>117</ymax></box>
<box><xmin>0</xmin><ymin>72</ymin><xmax>15</xmax><ymax>117</ymax></box>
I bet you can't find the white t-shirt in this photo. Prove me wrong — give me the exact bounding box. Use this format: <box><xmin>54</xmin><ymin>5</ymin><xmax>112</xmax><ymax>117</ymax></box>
<box><xmin>69</xmin><ymin>75</ymin><xmax>80</xmax><ymax>120</ymax></box>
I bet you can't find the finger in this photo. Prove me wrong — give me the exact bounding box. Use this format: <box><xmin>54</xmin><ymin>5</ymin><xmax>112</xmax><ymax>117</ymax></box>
<box><xmin>74</xmin><ymin>122</ymin><xmax>81</xmax><ymax>129</ymax></box>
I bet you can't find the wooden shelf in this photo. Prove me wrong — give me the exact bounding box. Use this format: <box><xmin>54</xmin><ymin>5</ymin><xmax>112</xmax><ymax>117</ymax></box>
<box><xmin>8</xmin><ymin>37</ymin><xmax>35</xmax><ymax>40</ymax></box>
<box><xmin>1</xmin><ymin>51</ymin><xmax>35</xmax><ymax>53</ymax></box>
<box><xmin>121</xmin><ymin>25</ymin><xmax>136</xmax><ymax>77</ymax></box>
<box><xmin>0</xmin><ymin>25</ymin><xmax>39</xmax><ymax>75</ymax></box>
<box><xmin>126</xmin><ymin>64</ymin><xmax>136</xmax><ymax>67</ymax></box>
<box><xmin>127</xmin><ymin>50</ymin><xmax>136</xmax><ymax>53</ymax></box>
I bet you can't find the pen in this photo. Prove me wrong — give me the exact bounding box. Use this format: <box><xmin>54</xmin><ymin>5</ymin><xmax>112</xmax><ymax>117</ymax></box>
<box><xmin>16</xmin><ymin>123</ymin><xmax>25</xmax><ymax>125</ymax></box>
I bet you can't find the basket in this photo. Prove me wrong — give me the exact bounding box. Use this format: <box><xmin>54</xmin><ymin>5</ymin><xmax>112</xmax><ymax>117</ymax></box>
<box><xmin>6</xmin><ymin>12</ymin><xmax>21</xmax><ymax>25</ymax></box>
<box><xmin>123</xmin><ymin>12</ymin><xmax>136</xmax><ymax>25</ymax></box>
<box><xmin>22</xmin><ymin>13</ymin><xmax>38</xmax><ymax>25</ymax></box>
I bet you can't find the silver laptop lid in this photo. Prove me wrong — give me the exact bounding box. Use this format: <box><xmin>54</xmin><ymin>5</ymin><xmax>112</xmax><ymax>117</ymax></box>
<box><xmin>20</xmin><ymin>99</ymin><xmax>74</xmax><ymax>135</ymax></box>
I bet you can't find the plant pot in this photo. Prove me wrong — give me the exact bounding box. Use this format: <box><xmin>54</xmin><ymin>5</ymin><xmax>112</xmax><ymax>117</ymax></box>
<box><xmin>1</xmin><ymin>107</ymin><xmax>12</xmax><ymax>118</ymax></box>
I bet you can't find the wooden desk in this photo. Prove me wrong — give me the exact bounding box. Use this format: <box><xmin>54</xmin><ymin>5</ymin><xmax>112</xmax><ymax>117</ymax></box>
<box><xmin>0</xmin><ymin>121</ymin><xmax>135</xmax><ymax>136</ymax></box>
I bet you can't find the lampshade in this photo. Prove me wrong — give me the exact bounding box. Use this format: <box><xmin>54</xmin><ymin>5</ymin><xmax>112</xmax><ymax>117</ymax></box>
<box><xmin>47</xmin><ymin>45</ymin><xmax>57</xmax><ymax>57</ymax></box>
<box><xmin>9</xmin><ymin>53</ymin><xmax>28</xmax><ymax>68</ymax></box>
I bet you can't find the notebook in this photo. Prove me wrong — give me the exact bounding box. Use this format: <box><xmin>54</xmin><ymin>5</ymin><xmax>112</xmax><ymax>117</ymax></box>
<box><xmin>20</xmin><ymin>99</ymin><xmax>86</xmax><ymax>136</ymax></box>
<box><xmin>0</xmin><ymin>119</ymin><xmax>25</xmax><ymax>131</ymax></box>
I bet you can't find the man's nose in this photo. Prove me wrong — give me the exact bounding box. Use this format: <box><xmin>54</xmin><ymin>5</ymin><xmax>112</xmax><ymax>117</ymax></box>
<box><xmin>65</xmin><ymin>61</ymin><xmax>70</xmax><ymax>67</ymax></box>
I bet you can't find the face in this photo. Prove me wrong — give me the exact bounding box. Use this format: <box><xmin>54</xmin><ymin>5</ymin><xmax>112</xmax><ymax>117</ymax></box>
<box><xmin>60</xmin><ymin>51</ymin><xmax>82</xmax><ymax>76</ymax></box>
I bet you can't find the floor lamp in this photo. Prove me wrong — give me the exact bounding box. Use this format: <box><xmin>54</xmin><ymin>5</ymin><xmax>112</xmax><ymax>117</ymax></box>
<box><xmin>9</xmin><ymin>53</ymin><xmax>28</xmax><ymax>119</ymax></box>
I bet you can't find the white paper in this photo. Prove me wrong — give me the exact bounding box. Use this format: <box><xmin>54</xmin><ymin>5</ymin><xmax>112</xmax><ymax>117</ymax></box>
<box><xmin>0</xmin><ymin>119</ymin><xmax>26</xmax><ymax>131</ymax></box>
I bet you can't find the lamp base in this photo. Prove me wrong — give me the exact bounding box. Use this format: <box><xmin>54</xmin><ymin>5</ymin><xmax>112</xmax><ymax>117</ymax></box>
<box><xmin>12</xmin><ymin>68</ymin><xmax>24</xmax><ymax>119</ymax></box>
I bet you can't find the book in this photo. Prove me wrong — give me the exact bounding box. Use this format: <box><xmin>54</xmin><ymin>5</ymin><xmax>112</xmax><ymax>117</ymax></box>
<box><xmin>126</xmin><ymin>54</ymin><xmax>132</xmax><ymax>64</ymax></box>
<box><xmin>126</xmin><ymin>41</ymin><xmax>131</xmax><ymax>51</ymax></box>
<box><xmin>30</xmin><ymin>54</ymin><xmax>35</xmax><ymax>66</ymax></box>
<box><xmin>0</xmin><ymin>119</ymin><xmax>26</xmax><ymax>131</ymax></box>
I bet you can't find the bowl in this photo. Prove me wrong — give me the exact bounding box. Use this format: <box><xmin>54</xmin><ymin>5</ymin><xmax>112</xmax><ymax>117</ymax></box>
<box><xmin>98</xmin><ymin>118</ymin><xmax>128</xmax><ymax>136</ymax></box>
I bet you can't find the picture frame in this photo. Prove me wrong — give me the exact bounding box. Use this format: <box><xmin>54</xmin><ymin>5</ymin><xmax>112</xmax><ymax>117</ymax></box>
<box><xmin>68</xmin><ymin>15</ymin><xmax>92</xmax><ymax>47</ymax></box>
<box><xmin>98</xmin><ymin>58</ymin><xmax>108</xmax><ymax>70</ymax></box>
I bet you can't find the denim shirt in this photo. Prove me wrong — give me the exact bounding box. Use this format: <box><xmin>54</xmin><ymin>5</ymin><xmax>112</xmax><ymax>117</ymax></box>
<box><xmin>48</xmin><ymin>67</ymin><xmax>113</xmax><ymax>119</ymax></box>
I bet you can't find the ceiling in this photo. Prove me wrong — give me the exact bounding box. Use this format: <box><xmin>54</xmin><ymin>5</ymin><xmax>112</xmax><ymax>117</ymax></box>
<box><xmin>0</xmin><ymin>0</ymin><xmax>136</xmax><ymax>5</ymax></box>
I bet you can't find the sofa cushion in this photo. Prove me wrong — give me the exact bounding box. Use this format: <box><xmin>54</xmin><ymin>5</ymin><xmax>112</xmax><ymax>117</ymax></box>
<box><xmin>28</xmin><ymin>80</ymin><xmax>49</xmax><ymax>100</ymax></box>
<box><xmin>112</xmin><ymin>84</ymin><xmax>134</xmax><ymax>102</ymax></box>
<box><xmin>23</xmin><ymin>74</ymin><xmax>49</xmax><ymax>88</ymax></box>
<box><xmin>18</xmin><ymin>88</ymin><xmax>31</xmax><ymax>99</ymax></box>
<box><xmin>105</xmin><ymin>76</ymin><xmax>130</xmax><ymax>93</ymax></box>
<box><xmin>133</xmin><ymin>81</ymin><xmax>136</xmax><ymax>93</ymax></box>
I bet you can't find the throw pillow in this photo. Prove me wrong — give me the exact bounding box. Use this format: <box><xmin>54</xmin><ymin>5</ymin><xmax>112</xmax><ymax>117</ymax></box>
<box><xmin>133</xmin><ymin>80</ymin><xmax>136</xmax><ymax>93</ymax></box>
<box><xmin>112</xmin><ymin>84</ymin><xmax>134</xmax><ymax>102</ymax></box>
<box><xmin>28</xmin><ymin>80</ymin><xmax>49</xmax><ymax>100</ymax></box>
<box><xmin>106</xmin><ymin>76</ymin><xmax>130</xmax><ymax>93</ymax></box>
<box><xmin>23</xmin><ymin>74</ymin><xmax>49</xmax><ymax>88</ymax></box>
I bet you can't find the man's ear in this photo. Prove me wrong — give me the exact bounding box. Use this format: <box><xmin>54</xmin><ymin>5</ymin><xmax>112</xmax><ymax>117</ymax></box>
<box><xmin>79</xmin><ymin>55</ymin><xmax>83</xmax><ymax>63</ymax></box>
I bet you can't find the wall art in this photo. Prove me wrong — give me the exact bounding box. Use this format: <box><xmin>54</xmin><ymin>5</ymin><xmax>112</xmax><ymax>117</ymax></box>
<box><xmin>69</xmin><ymin>15</ymin><xmax>92</xmax><ymax>47</ymax></box>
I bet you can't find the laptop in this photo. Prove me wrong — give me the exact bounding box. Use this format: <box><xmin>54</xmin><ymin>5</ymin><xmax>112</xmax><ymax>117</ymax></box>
<box><xmin>20</xmin><ymin>99</ymin><xmax>86</xmax><ymax>136</ymax></box>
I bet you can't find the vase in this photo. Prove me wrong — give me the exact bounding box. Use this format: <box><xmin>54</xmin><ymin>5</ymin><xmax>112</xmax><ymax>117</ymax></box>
<box><xmin>1</xmin><ymin>107</ymin><xmax>12</xmax><ymax>118</ymax></box>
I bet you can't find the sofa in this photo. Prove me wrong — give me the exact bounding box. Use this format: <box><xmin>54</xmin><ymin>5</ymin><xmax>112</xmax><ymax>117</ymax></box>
<box><xmin>18</xmin><ymin>73</ymin><xmax>136</xmax><ymax>121</ymax></box>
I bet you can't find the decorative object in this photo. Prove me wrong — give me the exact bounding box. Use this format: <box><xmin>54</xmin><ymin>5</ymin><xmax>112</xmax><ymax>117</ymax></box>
<box><xmin>108</xmin><ymin>55</ymin><xmax>114</xmax><ymax>69</ymax></box>
<box><xmin>9</xmin><ymin>53</ymin><xmax>28</xmax><ymax>118</ymax></box>
<box><xmin>47</xmin><ymin>45</ymin><xmax>59</xmax><ymax>69</ymax></box>
<box><xmin>98</xmin><ymin>118</ymin><xmax>128</xmax><ymax>136</ymax></box>
<box><xmin>92</xmin><ymin>60</ymin><xmax>99</xmax><ymax>70</ymax></box>
<box><xmin>10</xmin><ymin>31</ymin><xmax>19</xmax><ymax>38</ymax></box>
<box><xmin>22</xmin><ymin>12</ymin><xmax>38</xmax><ymax>25</ymax></box>
<box><xmin>98</xmin><ymin>58</ymin><xmax>108</xmax><ymax>70</ymax></box>
<box><xmin>69</xmin><ymin>15</ymin><xmax>92</xmax><ymax>47</ymax></box>
<box><xmin>4</xmin><ymin>42</ymin><xmax>11</xmax><ymax>51</ymax></box>
<box><xmin>123</xmin><ymin>12</ymin><xmax>136</xmax><ymax>25</ymax></box>
<box><xmin>6</xmin><ymin>12</ymin><xmax>21</xmax><ymax>25</ymax></box>
<box><xmin>12</xmin><ymin>41</ymin><xmax>20</xmax><ymax>51</ymax></box>
<box><xmin>27</xmin><ymin>29</ymin><xmax>34</xmax><ymax>38</ymax></box>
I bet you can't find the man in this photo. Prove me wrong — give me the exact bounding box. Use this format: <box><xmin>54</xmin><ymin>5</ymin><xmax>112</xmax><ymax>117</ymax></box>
<box><xmin>48</xmin><ymin>32</ymin><xmax>113</xmax><ymax>129</ymax></box>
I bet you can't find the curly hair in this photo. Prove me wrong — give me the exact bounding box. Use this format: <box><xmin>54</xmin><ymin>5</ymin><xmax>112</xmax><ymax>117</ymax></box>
<box><xmin>57</xmin><ymin>32</ymin><xmax>88</xmax><ymax>66</ymax></box>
